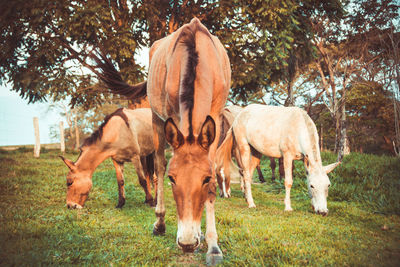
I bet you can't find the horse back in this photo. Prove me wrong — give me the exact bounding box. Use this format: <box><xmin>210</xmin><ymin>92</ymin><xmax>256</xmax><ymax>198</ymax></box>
<box><xmin>236</xmin><ymin>105</ymin><xmax>315</xmax><ymax>159</ymax></box>
<box><xmin>147</xmin><ymin>18</ymin><xmax>230</xmax><ymax>137</ymax></box>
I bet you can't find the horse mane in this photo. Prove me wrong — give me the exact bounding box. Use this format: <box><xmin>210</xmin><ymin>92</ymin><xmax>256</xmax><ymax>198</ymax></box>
<box><xmin>174</xmin><ymin>20</ymin><xmax>212</xmax><ymax>143</ymax></box>
<box><xmin>301</xmin><ymin>110</ymin><xmax>320</xmax><ymax>162</ymax></box>
<box><xmin>82</xmin><ymin>108</ymin><xmax>130</xmax><ymax>148</ymax></box>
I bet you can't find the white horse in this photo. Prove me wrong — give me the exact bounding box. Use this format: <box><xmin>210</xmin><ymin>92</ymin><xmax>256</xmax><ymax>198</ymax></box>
<box><xmin>217</xmin><ymin>104</ymin><xmax>340</xmax><ymax>215</ymax></box>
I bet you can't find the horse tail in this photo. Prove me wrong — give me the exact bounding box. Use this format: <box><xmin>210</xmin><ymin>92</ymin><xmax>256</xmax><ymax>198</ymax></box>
<box><xmin>144</xmin><ymin>152</ymin><xmax>155</xmax><ymax>183</ymax></box>
<box><xmin>92</xmin><ymin>52</ymin><xmax>147</xmax><ymax>100</ymax></box>
<box><xmin>216</xmin><ymin>127</ymin><xmax>235</xmax><ymax>182</ymax></box>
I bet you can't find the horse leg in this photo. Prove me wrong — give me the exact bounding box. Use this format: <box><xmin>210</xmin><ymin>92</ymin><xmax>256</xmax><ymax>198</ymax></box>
<box><xmin>205</xmin><ymin>115</ymin><xmax>223</xmax><ymax>265</ymax></box>
<box><xmin>131</xmin><ymin>155</ymin><xmax>154</xmax><ymax>206</ymax></box>
<box><xmin>256</xmin><ymin>164</ymin><xmax>265</xmax><ymax>183</ymax></box>
<box><xmin>112</xmin><ymin>159</ymin><xmax>125</xmax><ymax>208</ymax></box>
<box><xmin>234</xmin><ymin>146</ymin><xmax>245</xmax><ymax>194</ymax></box>
<box><xmin>283</xmin><ymin>154</ymin><xmax>294</xmax><ymax>211</ymax></box>
<box><xmin>224</xmin><ymin>165</ymin><xmax>231</xmax><ymax>198</ymax></box>
<box><xmin>270</xmin><ymin>157</ymin><xmax>276</xmax><ymax>181</ymax></box>
<box><xmin>215</xmin><ymin>164</ymin><xmax>225</xmax><ymax>198</ymax></box>
<box><xmin>205</xmin><ymin>197</ymin><xmax>223</xmax><ymax>265</ymax></box>
<box><xmin>279</xmin><ymin>157</ymin><xmax>285</xmax><ymax>179</ymax></box>
<box><xmin>238</xmin><ymin>142</ymin><xmax>256</xmax><ymax>208</ymax></box>
<box><xmin>152</xmin><ymin>114</ymin><xmax>167</xmax><ymax>235</ymax></box>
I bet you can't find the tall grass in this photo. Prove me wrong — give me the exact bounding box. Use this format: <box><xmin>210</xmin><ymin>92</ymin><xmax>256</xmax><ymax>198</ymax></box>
<box><xmin>258</xmin><ymin>152</ymin><xmax>400</xmax><ymax>215</ymax></box>
<box><xmin>0</xmin><ymin>149</ymin><xmax>399</xmax><ymax>266</ymax></box>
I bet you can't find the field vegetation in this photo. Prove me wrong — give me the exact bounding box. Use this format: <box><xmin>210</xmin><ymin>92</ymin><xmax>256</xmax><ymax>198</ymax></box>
<box><xmin>0</xmin><ymin>148</ymin><xmax>399</xmax><ymax>266</ymax></box>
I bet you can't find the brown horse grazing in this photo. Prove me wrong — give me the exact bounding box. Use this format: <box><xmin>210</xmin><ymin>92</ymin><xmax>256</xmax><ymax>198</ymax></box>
<box><xmin>95</xmin><ymin>18</ymin><xmax>230</xmax><ymax>265</ymax></box>
<box><xmin>217</xmin><ymin>104</ymin><xmax>340</xmax><ymax>214</ymax></box>
<box><xmin>60</xmin><ymin>108</ymin><xmax>155</xmax><ymax>209</ymax></box>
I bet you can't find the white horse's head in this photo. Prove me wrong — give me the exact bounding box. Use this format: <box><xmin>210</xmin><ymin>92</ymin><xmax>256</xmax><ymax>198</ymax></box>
<box><xmin>306</xmin><ymin>161</ymin><xmax>340</xmax><ymax>216</ymax></box>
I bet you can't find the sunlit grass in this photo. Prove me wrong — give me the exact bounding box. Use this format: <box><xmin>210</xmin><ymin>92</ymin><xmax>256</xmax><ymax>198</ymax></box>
<box><xmin>0</xmin><ymin>149</ymin><xmax>399</xmax><ymax>266</ymax></box>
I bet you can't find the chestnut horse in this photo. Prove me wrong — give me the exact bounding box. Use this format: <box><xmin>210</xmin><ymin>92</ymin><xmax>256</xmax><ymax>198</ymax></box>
<box><xmin>217</xmin><ymin>104</ymin><xmax>340</xmax><ymax>215</ymax></box>
<box><xmin>95</xmin><ymin>18</ymin><xmax>230</xmax><ymax>264</ymax></box>
<box><xmin>60</xmin><ymin>108</ymin><xmax>155</xmax><ymax>209</ymax></box>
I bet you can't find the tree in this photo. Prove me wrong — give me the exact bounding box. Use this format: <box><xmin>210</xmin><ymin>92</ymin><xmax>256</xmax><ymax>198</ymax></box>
<box><xmin>1</xmin><ymin>0</ymin><xmax>146</xmax><ymax>109</ymax></box>
<box><xmin>298</xmin><ymin>0</ymin><xmax>399</xmax><ymax>160</ymax></box>
<box><xmin>1</xmin><ymin>0</ymin><xmax>344</xmax><ymax>109</ymax></box>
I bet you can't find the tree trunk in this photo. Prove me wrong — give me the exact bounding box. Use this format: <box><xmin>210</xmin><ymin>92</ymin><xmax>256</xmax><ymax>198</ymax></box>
<box><xmin>320</xmin><ymin>126</ymin><xmax>323</xmax><ymax>151</ymax></box>
<box><xmin>336</xmin><ymin>99</ymin><xmax>349</xmax><ymax>162</ymax></box>
<box><xmin>284</xmin><ymin>79</ymin><xmax>295</xmax><ymax>107</ymax></box>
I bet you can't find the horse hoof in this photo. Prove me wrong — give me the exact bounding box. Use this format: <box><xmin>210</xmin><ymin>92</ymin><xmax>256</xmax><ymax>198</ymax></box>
<box><xmin>145</xmin><ymin>198</ymin><xmax>156</xmax><ymax>207</ymax></box>
<box><xmin>248</xmin><ymin>203</ymin><xmax>256</xmax><ymax>208</ymax></box>
<box><xmin>116</xmin><ymin>199</ymin><xmax>125</xmax><ymax>208</ymax></box>
<box><xmin>206</xmin><ymin>247</ymin><xmax>223</xmax><ymax>266</ymax></box>
<box><xmin>153</xmin><ymin>224</ymin><xmax>166</xmax><ymax>236</ymax></box>
<box><xmin>284</xmin><ymin>207</ymin><xmax>293</xmax><ymax>212</ymax></box>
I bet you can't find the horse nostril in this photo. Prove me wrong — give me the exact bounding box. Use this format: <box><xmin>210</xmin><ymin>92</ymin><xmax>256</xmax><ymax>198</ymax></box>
<box><xmin>178</xmin><ymin>238</ymin><xmax>200</xmax><ymax>253</ymax></box>
<box><xmin>317</xmin><ymin>210</ymin><xmax>328</xmax><ymax>216</ymax></box>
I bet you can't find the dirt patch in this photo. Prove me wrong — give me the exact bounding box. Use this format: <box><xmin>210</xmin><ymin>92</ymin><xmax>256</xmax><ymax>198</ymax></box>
<box><xmin>175</xmin><ymin>254</ymin><xmax>205</xmax><ymax>267</ymax></box>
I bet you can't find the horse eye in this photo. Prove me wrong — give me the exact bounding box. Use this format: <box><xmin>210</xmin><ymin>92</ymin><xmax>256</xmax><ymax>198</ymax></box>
<box><xmin>168</xmin><ymin>176</ymin><xmax>176</xmax><ymax>185</ymax></box>
<box><xmin>67</xmin><ymin>181</ymin><xmax>73</xmax><ymax>187</ymax></box>
<box><xmin>310</xmin><ymin>185</ymin><xmax>315</xmax><ymax>189</ymax></box>
<box><xmin>203</xmin><ymin>176</ymin><xmax>211</xmax><ymax>185</ymax></box>
<box><xmin>328</xmin><ymin>184</ymin><xmax>331</xmax><ymax>187</ymax></box>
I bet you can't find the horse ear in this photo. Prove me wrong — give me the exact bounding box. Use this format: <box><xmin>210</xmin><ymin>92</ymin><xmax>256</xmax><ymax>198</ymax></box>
<box><xmin>323</xmin><ymin>161</ymin><xmax>341</xmax><ymax>174</ymax></box>
<box><xmin>59</xmin><ymin>156</ymin><xmax>76</xmax><ymax>171</ymax></box>
<box><xmin>164</xmin><ymin>118</ymin><xmax>184</xmax><ymax>149</ymax></box>
<box><xmin>198</xmin><ymin>115</ymin><xmax>216</xmax><ymax>150</ymax></box>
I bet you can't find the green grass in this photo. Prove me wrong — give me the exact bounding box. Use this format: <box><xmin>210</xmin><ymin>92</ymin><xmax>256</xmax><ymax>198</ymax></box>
<box><xmin>0</xmin><ymin>149</ymin><xmax>399</xmax><ymax>266</ymax></box>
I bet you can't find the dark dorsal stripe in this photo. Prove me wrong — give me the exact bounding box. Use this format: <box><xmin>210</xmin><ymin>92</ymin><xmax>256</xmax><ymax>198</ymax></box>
<box><xmin>174</xmin><ymin>21</ymin><xmax>213</xmax><ymax>143</ymax></box>
<box><xmin>82</xmin><ymin>108</ymin><xmax>129</xmax><ymax>148</ymax></box>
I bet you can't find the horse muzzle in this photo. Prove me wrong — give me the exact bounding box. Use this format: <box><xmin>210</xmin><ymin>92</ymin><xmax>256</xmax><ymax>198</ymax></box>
<box><xmin>176</xmin><ymin>220</ymin><xmax>201</xmax><ymax>252</ymax></box>
<box><xmin>177</xmin><ymin>237</ymin><xmax>200</xmax><ymax>252</ymax></box>
<box><xmin>66</xmin><ymin>202</ymin><xmax>83</xmax><ymax>209</ymax></box>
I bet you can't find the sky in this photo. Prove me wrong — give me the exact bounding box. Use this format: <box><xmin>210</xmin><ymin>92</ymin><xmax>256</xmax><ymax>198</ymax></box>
<box><xmin>0</xmin><ymin>48</ymin><xmax>149</xmax><ymax>146</ymax></box>
<box><xmin>0</xmin><ymin>85</ymin><xmax>65</xmax><ymax>146</ymax></box>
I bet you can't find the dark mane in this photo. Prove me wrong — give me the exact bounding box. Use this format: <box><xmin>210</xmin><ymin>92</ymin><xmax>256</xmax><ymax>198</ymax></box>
<box><xmin>82</xmin><ymin>108</ymin><xmax>129</xmax><ymax>147</ymax></box>
<box><xmin>175</xmin><ymin>21</ymin><xmax>212</xmax><ymax>143</ymax></box>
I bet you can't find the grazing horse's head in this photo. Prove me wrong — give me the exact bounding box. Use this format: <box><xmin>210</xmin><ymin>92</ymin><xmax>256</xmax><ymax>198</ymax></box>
<box><xmin>60</xmin><ymin>156</ymin><xmax>92</xmax><ymax>209</ymax></box>
<box><xmin>164</xmin><ymin>116</ymin><xmax>216</xmax><ymax>252</ymax></box>
<box><xmin>306</xmin><ymin>159</ymin><xmax>340</xmax><ymax>216</ymax></box>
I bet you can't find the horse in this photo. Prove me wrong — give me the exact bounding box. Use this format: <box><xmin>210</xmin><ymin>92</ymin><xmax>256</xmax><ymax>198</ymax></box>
<box><xmin>217</xmin><ymin>104</ymin><xmax>340</xmax><ymax>215</ymax></box>
<box><xmin>216</xmin><ymin>105</ymin><xmax>263</xmax><ymax>198</ymax></box>
<box><xmin>60</xmin><ymin>108</ymin><xmax>155</xmax><ymax>209</ymax></box>
<box><xmin>94</xmin><ymin>18</ymin><xmax>230</xmax><ymax>265</ymax></box>
<box><xmin>216</xmin><ymin>105</ymin><xmax>288</xmax><ymax>198</ymax></box>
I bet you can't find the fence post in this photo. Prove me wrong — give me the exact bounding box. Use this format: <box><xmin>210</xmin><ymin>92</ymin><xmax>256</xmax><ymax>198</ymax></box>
<box><xmin>59</xmin><ymin>121</ymin><xmax>65</xmax><ymax>153</ymax></box>
<box><xmin>33</xmin><ymin>117</ymin><xmax>40</xmax><ymax>158</ymax></box>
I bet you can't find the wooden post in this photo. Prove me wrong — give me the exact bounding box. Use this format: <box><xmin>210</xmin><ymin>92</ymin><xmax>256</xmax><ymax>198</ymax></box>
<box><xmin>33</xmin><ymin>117</ymin><xmax>40</xmax><ymax>158</ymax></box>
<box><xmin>74</xmin><ymin>116</ymin><xmax>80</xmax><ymax>150</ymax></box>
<box><xmin>59</xmin><ymin>121</ymin><xmax>65</xmax><ymax>153</ymax></box>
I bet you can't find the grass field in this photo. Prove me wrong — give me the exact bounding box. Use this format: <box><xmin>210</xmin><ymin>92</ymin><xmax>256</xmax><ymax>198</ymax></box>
<box><xmin>0</xmin><ymin>148</ymin><xmax>399</xmax><ymax>266</ymax></box>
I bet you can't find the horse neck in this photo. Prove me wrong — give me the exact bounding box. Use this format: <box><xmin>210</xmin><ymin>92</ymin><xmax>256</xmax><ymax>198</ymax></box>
<box><xmin>75</xmin><ymin>145</ymin><xmax>110</xmax><ymax>175</ymax></box>
<box><xmin>305</xmin><ymin>150</ymin><xmax>324</xmax><ymax>175</ymax></box>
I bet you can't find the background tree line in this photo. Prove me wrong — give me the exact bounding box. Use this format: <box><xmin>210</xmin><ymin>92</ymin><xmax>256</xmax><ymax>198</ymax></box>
<box><xmin>1</xmin><ymin>0</ymin><xmax>399</xmax><ymax>157</ymax></box>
